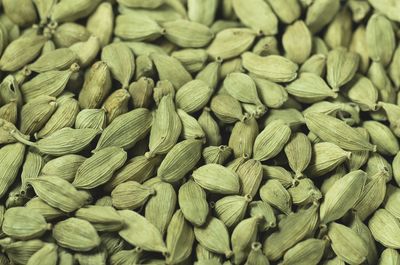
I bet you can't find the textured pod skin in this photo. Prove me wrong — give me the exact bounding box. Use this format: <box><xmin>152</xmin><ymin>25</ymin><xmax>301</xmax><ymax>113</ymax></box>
<box><xmin>0</xmin><ymin>142</ymin><xmax>25</xmax><ymax>199</ymax></box>
<box><xmin>178</xmin><ymin>180</ymin><xmax>209</xmax><ymax>226</ymax></box>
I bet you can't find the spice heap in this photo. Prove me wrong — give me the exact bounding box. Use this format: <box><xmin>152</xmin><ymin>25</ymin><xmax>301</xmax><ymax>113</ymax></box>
<box><xmin>0</xmin><ymin>0</ymin><xmax>400</xmax><ymax>264</ymax></box>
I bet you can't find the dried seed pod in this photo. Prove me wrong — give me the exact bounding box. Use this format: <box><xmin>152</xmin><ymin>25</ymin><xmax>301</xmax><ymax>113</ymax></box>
<box><xmin>215</xmin><ymin>195</ymin><xmax>252</xmax><ymax>228</ymax></box>
<box><xmin>75</xmin><ymin>108</ymin><xmax>107</xmax><ymax>130</ymax></box>
<box><xmin>288</xmin><ymin>178</ymin><xmax>322</xmax><ymax>206</ymax></box>
<box><xmin>177</xmin><ymin>109</ymin><xmax>206</xmax><ymax>141</ymax></box>
<box><xmin>210</xmin><ymin>94</ymin><xmax>246</xmax><ymax>124</ymax></box>
<box><xmin>50</xmin><ymin>0</ymin><xmax>101</xmax><ymax>22</ymax></box>
<box><xmin>25</xmin><ymin>197</ymin><xmax>65</xmax><ymax>221</ymax></box>
<box><xmin>27</xmin><ymin>243</ymin><xmax>58</xmax><ymax>265</ymax></box>
<box><xmin>320</xmin><ymin>170</ymin><xmax>366</xmax><ymax>224</ymax></box>
<box><xmin>326</xmin><ymin>48</ymin><xmax>360</xmax><ymax>91</ymax></box>
<box><xmin>263</xmin><ymin>203</ymin><xmax>319</xmax><ymax>261</ymax></box>
<box><xmin>198</xmin><ymin>107</ymin><xmax>221</xmax><ymax>146</ymax></box>
<box><xmin>163</xmin><ymin>19</ymin><xmax>213</xmax><ymax>48</ymax></box>
<box><xmin>53</xmin><ymin>22</ymin><xmax>90</xmax><ymax>48</ymax></box>
<box><xmin>175</xmin><ymin>80</ymin><xmax>213</xmax><ymax>113</ymax></box>
<box><xmin>28</xmin><ymin>48</ymin><xmax>78</xmax><ymax>73</ymax></box>
<box><xmin>129</xmin><ymin>77</ymin><xmax>154</xmax><ymax>109</ymax></box>
<box><xmin>284</xmin><ymin>132</ymin><xmax>312</xmax><ymax>178</ymax></box>
<box><xmin>248</xmin><ymin>201</ymin><xmax>276</xmax><ymax>232</ymax></box>
<box><xmin>263</xmin><ymin>165</ymin><xmax>296</xmax><ymax>188</ymax></box>
<box><xmin>369</xmin><ymin>209</ymin><xmax>400</xmax><ymax>249</ymax></box>
<box><xmin>166</xmin><ymin>210</ymin><xmax>194</xmax><ymax>265</ymax></box>
<box><xmin>193</xmin><ymin>164</ymin><xmax>240</xmax><ymax>195</ymax></box>
<box><xmin>0</xmin><ymin>142</ymin><xmax>25</xmax><ymax>199</ymax></box>
<box><xmin>178</xmin><ymin>180</ymin><xmax>209</xmax><ymax>226</ymax></box>
<box><xmin>282</xmin><ymin>20</ymin><xmax>312</xmax><ymax>64</ymax></box>
<box><xmin>111</xmin><ymin>181</ymin><xmax>155</xmax><ymax>210</ymax></box>
<box><xmin>69</xmin><ymin>36</ymin><xmax>101</xmax><ymax>68</ymax></box>
<box><xmin>101</xmin><ymin>43</ymin><xmax>135</xmax><ymax>89</ymax></box>
<box><xmin>115</xmin><ymin>14</ymin><xmax>164</xmax><ymax>42</ymax></box>
<box><xmin>378</xmin><ymin>248</ymin><xmax>400</xmax><ymax>265</ymax></box>
<box><xmin>260</xmin><ymin>180</ymin><xmax>292</xmax><ymax>215</ymax></box>
<box><xmin>3</xmin><ymin>207</ymin><xmax>49</xmax><ymax>240</ymax></box>
<box><xmin>252</xmin><ymin>75</ymin><xmax>288</xmax><ymax>109</ymax></box>
<box><xmin>194</xmin><ymin>217</ymin><xmax>233</xmax><ymax>258</ymax></box>
<box><xmin>86</xmin><ymin>2</ymin><xmax>114</xmax><ymax>47</ymax></box>
<box><xmin>245</xmin><ymin>242</ymin><xmax>270</xmax><ymax>265</ymax></box>
<box><xmin>350</xmin><ymin>213</ymin><xmax>378</xmax><ymax>265</ymax></box>
<box><xmin>203</xmin><ymin>145</ymin><xmax>232</xmax><ymax>165</ymax></box>
<box><xmin>53</xmin><ymin>217</ymin><xmax>100</xmax><ymax>252</ymax></box>
<box><xmin>78</xmin><ymin>61</ymin><xmax>112</xmax><ymax>109</ymax></box>
<box><xmin>158</xmin><ymin>139</ymin><xmax>202</xmax><ymax>183</ymax></box>
<box><xmin>102</xmin><ymin>88</ymin><xmax>131</xmax><ymax>124</ymax></box>
<box><xmin>363</xmin><ymin>120</ymin><xmax>399</xmax><ymax>156</ymax></box>
<box><xmin>281</xmin><ymin>238</ymin><xmax>326</xmax><ymax>265</ymax></box>
<box><xmin>229</xmin><ymin>117</ymin><xmax>259</xmax><ymax>158</ymax></box>
<box><xmin>4</xmin><ymin>239</ymin><xmax>44</xmax><ymax>265</ymax></box>
<box><xmin>172</xmin><ymin>48</ymin><xmax>208</xmax><ymax>74</ymax></box>
<box><xmin>305</xmin><ymin>0</ymin><xmax>340</xmax><ymax>33</ymax></box>
<box><xmin>253</xmin><ymin>120</ymin><xmax>291</xmax><ymax>161</ymax></box>
<box><xmin>328</xmin><ymin>222</ymin><xmax>368</xmax><ymax>264</ymax></box>
<box><xmin>242</xmin><ymin>52</ymin><xmax>298</xmax><ymax>83</ymax></box>
<box><xmin>145</xmin><ymin>182</ymin><xmax>177</xmax><ymax>235</ymax></box>
<box><xmin>75</xmin><ymin>205</ymin><xmax>124</xmax><ymax>232</ymax></box>
<box><xmin>118</xmin><ymin>210</ymin><xmax>167</xmax><ymax>253</ymax></box>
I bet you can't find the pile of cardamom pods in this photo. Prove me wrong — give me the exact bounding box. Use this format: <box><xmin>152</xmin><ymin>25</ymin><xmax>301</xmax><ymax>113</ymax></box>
<box><xmin>1</xmin><ymin>0</ymin><xmax>400</xmax><ymax>264</ymax></box>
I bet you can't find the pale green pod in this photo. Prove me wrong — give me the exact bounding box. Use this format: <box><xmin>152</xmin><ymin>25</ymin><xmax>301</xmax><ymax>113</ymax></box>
<box><xmin>220</xmin><ymin>58</ymin><xmax>245</xmax><ymax>79</ymax></box>
<box><xmin>75</xmin><ymin>205</ymin><xmax>124</xmax><ymax>232</ymax></box>
<box><xmin>124</xmin><ymin>41</ymin><xmax>167</xmax><ymax>56</ymax></box>
<box><xmin>0</xmin><ymin>35</ymin><xmax>47</xmax><ymax>72</ymax></box>
<box><xmin>324</xmin><ymin>7</ymin><xmax>352</xmax><ymax>49</ymax></box>
<box><xmin>215</xmin><ymin>195</ymin><xmax>252</xmax><ymax>228</ymax></box>
<box><xmin>304</xmin><ymin>112</ymin><xmax>376</xmax><ymax>151</ymax></box>
<box><xmin>366</xmin><ymin>13</ymin><xmax>395</xmax><ymax>66</ymax></box>
<box><xmin>74</xmin><ymin>247</ymin><xmax>107</xmax><ymax>265</ymax></box>
<box><xmin>25</xmin><ymin>197</ymin><xmax>65</xmax><ymax>221</ymax></box>
<box><xmin>27</xmin><ymin>243</ymin><xmax>58</xmax><ymax>265</ymax></box>
<box><xmin>306</xmin><ymin>142</ymin><xmax>351</xmax><ymax>177</ymax></box>
<box><xmin>347</xmin><ymin>127</ymin><xmax>370</xmax><ymax>170</ymax></box>
<box><xmin>245</xmin><ymin>242</ymin><xmax>270</xmax><ymax>265</ymax></box>
<box><xmin>368</xmin><ymin>61</ymin><xmax>396</xmax><ymax>104</ymax></box>
<box><xmin>176</xmin><ymin>80</ymin><xmax>213</xmax><ymax>113</ymax></box>
<box><xmin>231</xmin><ymin>217</ymin><xmax>262</xmax><ymax>265</ymax></box>
<box><xmin>105</xmin><ymin>155</ymin><xmax>159</xmax><ymax>190</ymax></box>
<box><xmin>263</xmin><ymin>108</ymin><xmax>305</xmax><ymax>130</ymax></box>
<box><xmin>363</xmin><ymin>120</ymin><xmax>399</xmax><ymax>156</ymax></box>
<box><xmin>28</xmin><ymin>48</ymin><xmax>78</xmax><ymax>73</ymax></box>
<box><xmin>135</xmin><ymin>53</ymin><xmax>155</xmax><ymax>79</ymax></box>
<box><xmin>288</xmin><ymin>178</ymin><xmax>322</xmax><ymax>206</ymax></box>
<box><xmin>242</xmin><ymin>52</ymin><xmax>298</xmax><ymax>83</ymax></box>
<box><xmin>145</xmin><ymin>182</ymin><xmax>177</xmax><ymax>236</ymax></box>
<box><xmin>305</xmin><ymin>0</ymin><xmax>340</xmax><ymax>33</ymax></box>
<box><xmin>365</xmin><ymin>152</ymin><xmax>393</xmax><ymax>183</ymax></box>
<box><xmin>110</xmin><ymin>248</ymin><xmax>143</xmax><ymax>265</ymax></box>
<box><xmin>194</xmin><ymin>217</ymin><xmax>233</xmax><ymax>258</ymax></box>
<box><xmin>75</xmin><ymin>108</ymin><xmax>107</xmax><ymax>130</ymax></box>
<box><xmin>284</xmin><ymin>132</ymin><xmax>312</xmax><ymax>178</ymax></box>
<box><xmin>101</xmin><ymin>42</ymin><xmax>135</xmax><ymax>89</ymax></box>
<box><xmin>188</xmin><ymin>0</ymin><xmax>217</xmax><ymax>26</ymax></box>
<box><xmin>253</xmin><ymin>120</ymin><xmax>291</xmax><ymax>161</ymax></box>
<box><xmin>193</xmin><ymin>164</ymin><xmax>240</xmax><ymax>195</ymax></box>
<box><xmin>196</xmin><ymin>61</ymin><xmax>221</xmax><ymax>91</ymax></box>
<box><xmin>252</xmin><ymin>36</ymin><xmax>279</xmax><ymax>56</ymax></box>
<box><xmin>117</xmin><ymin>0</ymin><xmax>165</xmax><ymax>8</ymax></box>
<box><xmin>171</xmin><ymin>49</ymin><xmax>208</xmax><ymax>74</ymax></box>
<box><xmin>100</xmin><ymin>232</ymin><xmax>126</xmax><ymax>256</ymax></box>
<box><xmin>210</xmin><ymin>94</ymin><xmax>246</xmax><ymax>124</ymax></box>
<box><xmin>20</xmin><ymin>150</ymin><xmax>45</xmax><ymax>192</ymax></box>
<box><xmin>53</xmin><ymin>218</ymin><xmax>100</xmax><ymax>252</ymax></box>
<box><xmin>148</xmin><ymin>94</ymin><xmax>182</xmax><ymax>156</ymax></box>
<box><xmin>236</xmin><ymin>159</ymin><xmax>262</xmax><ymax>198</ymax></box>
<box><xmin>118</xmin><ymin>210</ymin><xmax>167</xmax><ymax>253</ymax></box>
<box><xmin>263</xmin><ymin>165</ymin><xmax>295</xmax><ymax>189</ymax></box>
<box><xmin>73</xmin><ymin>147</ymin><xmax>127</xmax><ymax>189</ymax></box>
<box><xmin>177</xmin><ymin>109</ymin><xmax>206</xmax><ymax>140</ymax></box>
<box><xmin>281</xmin><ymin>238</ymin><xmax>326</xmax><ymax>265</ymax></box>
<box><xmin>53</xmin><ymin>22</ymin><xmax>91</xmax><ymax>48</ymax></box>
<box><xmin>350</xmin><ymin>25</ymin><xmax>369</xmax><ymax>74</ymax></box>
<box><xmin>320</xmin><ymin>170</ymin><xmax>367</xmax><ymax>224</ymax></box>
<box><xmin>96</xmin><ymin>108</ymin><xmax>152</xmax><ymax>150</ymax></box>
<box><xmin>312</xmin><ymin>37</ymin><xmax>329</xmax><ymax>56</ymax></box>
<box><xmin>102</xmin><ymin>88</ymin><xmax>131</xmax><ymax>124</ymax></box>
<box><xmin>248</xmin><ymin>201</ymin><xmax>276</xmax><ymax>232</ymax></box>
<box><xmin>379</xmin><ymin>248</ymin><xmax>400</xmax><ymax>265</ymax></box>
<box><xmin>210</xmin><ymin>19</ymin><xmax>242</xmax><ymax>34</ymax></box>
<box><xmin>0</xmin><ymin>143</ymin><xmax>25</xmax><ymax>199</ymax></box>
<box><xmin>163</xmin><ymin>19</ymin><xmax>213</xmax><ymax>48</ymax></box>
<box><xmin>263</xmin><ymin>203</ymin><xmax>319</xmax><ymax>261</ymax></box>
<box><xmin>203</xmin><ymin>145</ymin><xmax>232</xmax><ymax>165</ymax></box>
<box><xmin>346</xmin><ymin>75</ymin><xmax>378</xmax><ymax>111</ymax></box>
<box><xmin>229</xmin><ymin>117</ymin><xmax>259</xmax><ymax>158</ymax></box>
<box><xmin>328</xmin><ymin>222</ymin><xmax>368</xmax><ymax>265</ymax></box>
<box><xmin>207</xmin><ymin>28</ymin><xmax>256</xmax><ymax>60</ymax></box>
<box><xmin>266</xmin><ymin>0</ymin><xmax>300</xmax><ymax>24</ymax></box>
<box><xmin>224</xmin><ymin>72</ymin><xmax>264</xmax><ymax>107</ymax></box>
<box><xmin>27</xmin><ymin>128</ymin><xmax>99</xmax><ymax>156</ymax></box>
<box><xmin>3</xmin><ymin>0</ymin><xmax>37</xmax><ymax>26</ymax></box>
<box><xmin>118</xmin><ymin>3</ymin><xmax>183</xmax><ymax>23</ymax></box>
<box><xmin>69</xmin><ymin>36</ymin><xmax>101</xmax><ymax>68</ymax></box>
<box><xmin>326</xmin><ymin>48</ymin><xmax>360</xmax><ymax>91</ymax></box>
<box><xmin>252</xmin><ymin>75</ymin><xmax>288</xmax><ymax>109</ymax></box>
<box><xmin>150</xmin><ymin>53</ymin><xmax>192</xmax><ymax>89</ymax></box>
<box><xmin>95</xmin><ymin>196</ymin><xmax>113</xmax><ymax>207</ymax></box>
<box><xmin>4</xmin><ymin>239</ymin><xmax>44</xmax><ymax>265</ymax></box>
<box><xmin>0</xmin><ymin>100</ymin><xmax>17</xmax><ymax>125</ymax></box>
<box><xmin>178</xmin><ymin>180</ymin><xmax>209</xmax><ymax>226</ymax></box>
<box><xmin>350</xmin><ymin>213</ymin><xmax>378</xmax><ymax>265</ymax></box>
<box><xmin>286</xmin><ymin>72</ymin><xmax>337</xmax><ymax>103</ymax></box>
<box><xmin>0</xmin><ymin>75</ymin><xmax>23</xmax><ymax>107</ymax></box>
<box><xmin>166</xmin><ymin>210</ymin><xmax>195</xmax><ymax>265</ymax></box>
<box><xmin>299</xmin><ymin>54</ymin><xmax>327</xmax><ymax>77</ymax></box>
<box><xmin>196</xmin><ymin>243</ymin><xmax>223</xmax><ymax>262</ymax></box>
<box><xmin>86</xmin><ymin>2</ymin><xmax>114</xmax><ymax>47</ymax></box>
<box><xmin>50</xmin><ymin>0</ymin><xmax>101</xmax><ymax>22</ymax></box>
<box><xmin>260</xmin><ymin>179</ymin><xmax>292</xmax><ymax>215</ymax></box>
<box><xmin>78</xmin><ymin>61</ymin><xmax>112</xmax><ymax>109</ymax></box>
<box><xmin>369</xmin><ymin>209</ymin><xmax>400</xmax><ymax>249</ymax></box>
<box><xmin>27</xmin><ymin>176</ymin><xmax>92</xmax><ymax>212</ymax></box>
<box><xmin>390</xmin><ymin>45</ymin><xmax>400</xmax><ymax>89</ymax></box>
<box><xmin>232</xmin><ymin>0</ymin><xmax>278</xmax><ymax>35</ymax></box>
<box><xmin>198</xmin><ymin>107</ymin><xmax>221</xmax><ymax>146</ymax></box>
<box><xmin>111</xmin><ymin>181</ymin><xmax>155</xmax><ymax>210</ymax></box>
<box><xmin>282</xmin><ymin>20</ymin><xmax>312</xmax><ymax>64</ymax></box>
<box><xmin>3</xmin><ymin>207</ymin><xmax>49</xmax><ymax>240</ymax></box>
<box><xmin>379</xmin><ymin>102</ymin><xmax>400</xmax><ymax>137</ymax></box>
<box><xmin>36</xmin><ymin>93</ymin><xmax>79</xmax><ymax>139</ymax></box>
<box><xmin>20</xmin><ymin>95</ymin><xmax>57</xmax><ymax>135</ymax></box>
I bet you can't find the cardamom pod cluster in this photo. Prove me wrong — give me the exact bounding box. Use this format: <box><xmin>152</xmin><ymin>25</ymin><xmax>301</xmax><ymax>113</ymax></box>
<box><xmin>0</xmin><ymin>0</ymin><xmax>400</xmax><ymax>264</ymax></box>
